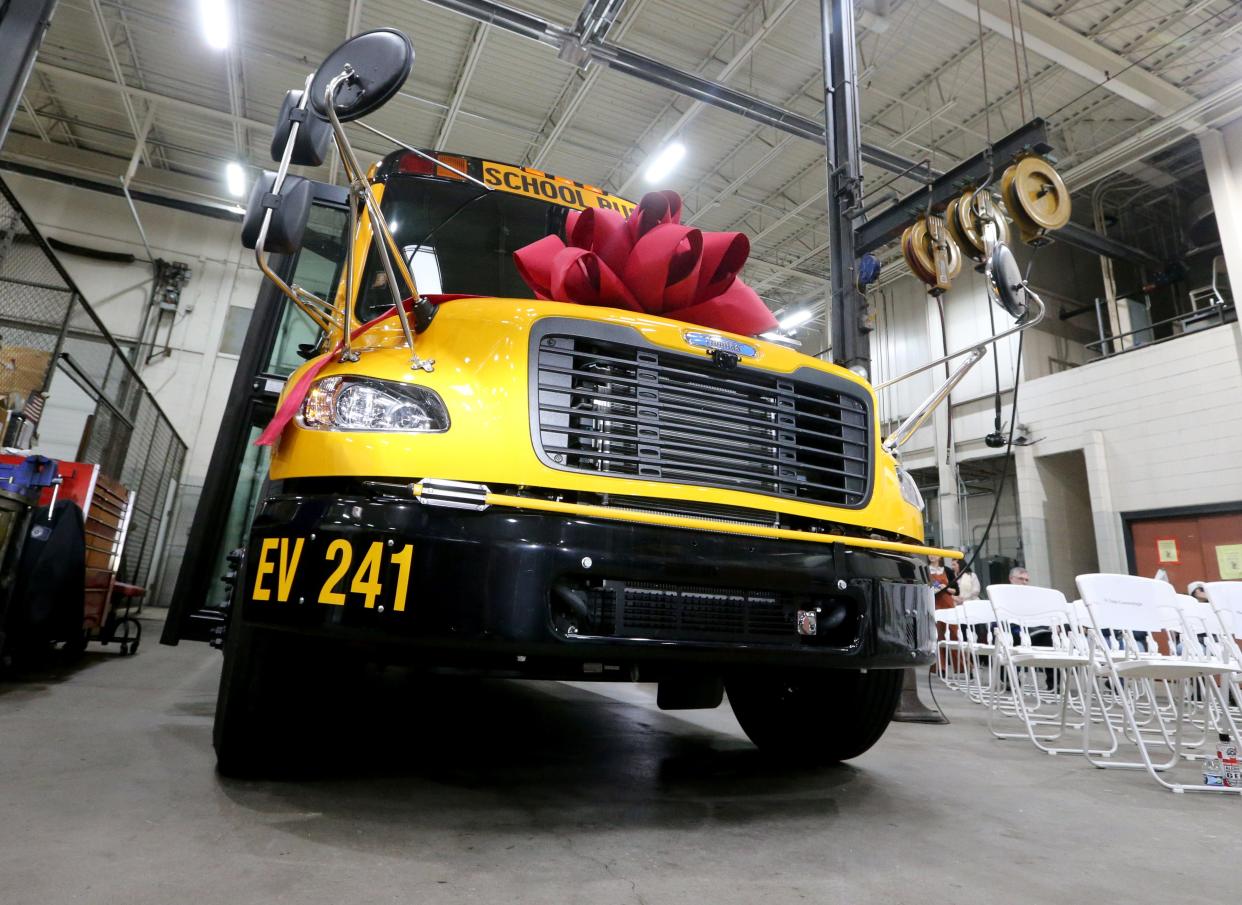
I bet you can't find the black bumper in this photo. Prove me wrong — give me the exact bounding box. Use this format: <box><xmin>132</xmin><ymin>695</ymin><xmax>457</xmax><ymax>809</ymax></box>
<box><xmin>238</xmin><ymin>489</ymin><xmax>935</xmax><ymax>671</ymax></box>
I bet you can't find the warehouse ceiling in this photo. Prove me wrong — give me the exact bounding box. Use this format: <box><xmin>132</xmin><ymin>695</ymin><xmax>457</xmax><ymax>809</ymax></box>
<box><xmin>8</xmin><ymin>0</ymin><xmax>1242</xmax><ymax>318</ymax></box>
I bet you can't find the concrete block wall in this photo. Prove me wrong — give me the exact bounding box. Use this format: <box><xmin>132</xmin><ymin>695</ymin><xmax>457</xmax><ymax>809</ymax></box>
<box><xmin>1015</xmin><ymin>320</ymin><xmax>1242</xmax><ymax>588</ymax></box>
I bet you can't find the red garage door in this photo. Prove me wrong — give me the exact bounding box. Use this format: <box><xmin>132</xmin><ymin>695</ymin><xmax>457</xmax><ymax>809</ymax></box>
<box><xmin>1128</xmin><ymin>508</ymin><xmax>1242</xmax><ymax>589</ymax></box>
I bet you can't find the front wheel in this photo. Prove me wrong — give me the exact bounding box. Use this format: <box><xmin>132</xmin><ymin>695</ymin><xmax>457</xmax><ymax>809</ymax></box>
<box><xmin>213</xmin><ymin>618</ymin><xmax>285</xmax><ymax>777</ymax></box>
<box><xmin>726</xmin><ymin>668</ymin><xmax>903</xmax><ymax>763</ymax></box>
<box><xmin>213</xmin><ymin>615</ymin><xmax>362</xmax><ymax>778</ymax></box>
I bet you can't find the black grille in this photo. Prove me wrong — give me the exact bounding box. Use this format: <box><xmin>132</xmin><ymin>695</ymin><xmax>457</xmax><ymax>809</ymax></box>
<box><xmin>532</xmin><ymin>328</ymin><xmax>872</xmax><ymax>507</ymax></box>
<box><xmin>573</xmin><ymin>580</ymin><xmax>861</xmax><ymax>646</ymax></box>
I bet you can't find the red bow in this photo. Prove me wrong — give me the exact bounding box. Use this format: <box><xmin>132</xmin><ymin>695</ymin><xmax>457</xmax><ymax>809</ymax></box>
<box><xmin>513</xmin><ymin>190</ymin><xmax>777</xmax><ymax>336</ymax></box>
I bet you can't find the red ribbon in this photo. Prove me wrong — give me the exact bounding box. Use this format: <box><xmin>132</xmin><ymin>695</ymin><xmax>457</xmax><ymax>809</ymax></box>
<box><xmin>513</xmin><ymin>190</ymin><xmax>777</xmax><ymax>336</ymax></box>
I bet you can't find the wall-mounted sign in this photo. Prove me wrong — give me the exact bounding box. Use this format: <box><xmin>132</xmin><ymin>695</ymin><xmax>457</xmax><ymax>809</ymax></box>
<box><xmin>1156</xmin><ymin>538</ymin><xmax>1180</xmax><ymax>563</ymax></box>
<box><xmin>1217</xmin><ymin>544</ymin><xmax>1242</xmax><ymax>580</ymax></box>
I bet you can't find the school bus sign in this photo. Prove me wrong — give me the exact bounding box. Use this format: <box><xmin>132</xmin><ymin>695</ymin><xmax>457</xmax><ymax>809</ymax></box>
<box><xmin>482</xmin><ymin>161</ymin><xmax>636</xmax><ymax>217</ymax></box>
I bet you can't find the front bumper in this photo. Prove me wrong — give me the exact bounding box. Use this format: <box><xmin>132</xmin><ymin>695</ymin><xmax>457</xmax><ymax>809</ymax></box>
<box><xmin>239</xmin><ymin>488</ymin><xmax>936</xmax><ymax>671</ymax></box>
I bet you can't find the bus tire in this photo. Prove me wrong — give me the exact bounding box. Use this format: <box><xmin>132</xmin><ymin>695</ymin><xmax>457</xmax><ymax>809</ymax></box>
<box><xmin>726</xmin><ymin>667</ymin><xmax>903</xmax><ymax>763</ymax></box>
<box><xmin>213</xmin><ymin>618</ymin><xmax>292</xmax><ymax>778</ymax></box>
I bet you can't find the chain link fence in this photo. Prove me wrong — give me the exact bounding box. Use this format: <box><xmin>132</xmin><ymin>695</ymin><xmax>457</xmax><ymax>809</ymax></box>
<box><xmin>0</xmin><ymin>176</ymin><xmax>186</xmax><ymax>593</ymax></box>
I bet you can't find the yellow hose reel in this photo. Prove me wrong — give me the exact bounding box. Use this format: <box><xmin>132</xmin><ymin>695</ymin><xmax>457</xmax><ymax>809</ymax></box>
<box><xmin>1001</xmin><ymin>156</ymin><xmax>1071</xmax><ymax>244</ymax></box>
<box><xmin>901</xmin><ymin>156</ymin><xmax>1067</xmax><ymax>289</ymax></box>
<box><xmin>901</xmin><ymin>215</ymin><xmax>960</xmax><ymax>295</ymax></box>
<box><xmin>946</xmin><ymin>188</ymin><xmax>1009</xmax><ymax>263</ymax></box>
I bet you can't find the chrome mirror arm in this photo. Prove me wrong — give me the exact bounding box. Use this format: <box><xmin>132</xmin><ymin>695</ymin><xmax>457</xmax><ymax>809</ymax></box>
<box><xmin>883</xmin><ymin>345</ymin><xmax>987</xmax><ymax>453</ymax></box>
<box><xmin>874</xmin><ymin>292</ymin><xmax>1044</xmax><ymax>392</ymax></box>
<box><xmin>880</xmin><ymin>291</ymin><xmax>1045</xmax><ymax>452</ymax></box>
<box><xmin>323</xmin><ymin>68</ymin><xmax>422</xmax><ymax>360</ymax></box>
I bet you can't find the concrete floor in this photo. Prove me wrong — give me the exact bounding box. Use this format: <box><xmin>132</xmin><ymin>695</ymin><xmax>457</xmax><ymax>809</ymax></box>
<box><xmin>2</xmin><ymin>618</ymin><xmax>1239</xmax><ymax>904</ymax></box>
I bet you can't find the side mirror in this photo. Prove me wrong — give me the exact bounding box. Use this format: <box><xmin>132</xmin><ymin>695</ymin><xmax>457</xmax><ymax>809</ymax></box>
<box><xmin>985</xmin><ymin>242</ymin><xmax>1028</xmax><ymax>319</ymax></box>
<box><xmin>309</xmin><ymin>28</ymin><xmax>414</xmax><ymax>123</ymax></box>
<box><xmin>240</xmin><ymin>171</ymin><xmax>313</xmax><ymax>256</ymax></box>
<box><xmin>270</xmin><ymin>90</ymin><xmax>332</xmax><ymax>167</ymax></box>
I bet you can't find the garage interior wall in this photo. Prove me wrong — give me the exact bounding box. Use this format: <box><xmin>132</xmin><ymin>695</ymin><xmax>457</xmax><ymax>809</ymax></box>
<box><xmin>1016</xmin><ymin>320</ymin><xmax>1242</xmax><ymax>590</ymax></box>
<box><xmin>854</xmin><ymin>181</ymin><xmax>1238</xmax><ymax>588</ymax></box>
<box><xmin>5</xmin><ymin>170</ymin><xmax>259</xmax><ymax>604</ymax></box>
<box><xmin>1031</xmin><ymin>451</ymin><xmax>1099</xmax><ymax>598</ymax></box>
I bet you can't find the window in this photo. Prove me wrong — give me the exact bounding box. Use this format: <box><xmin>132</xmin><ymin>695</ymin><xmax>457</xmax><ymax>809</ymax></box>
<box><xmin>355</xmin><ymin>178</ymin><xmax>567</xmax><ymax>322</ymax></box>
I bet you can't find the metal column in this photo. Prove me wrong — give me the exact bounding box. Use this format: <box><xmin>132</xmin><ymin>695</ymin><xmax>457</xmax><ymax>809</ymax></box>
<box><xmin>820</xmin><ymin>0</ymin><xmax>868</xmax><ymax>376</ymax></box>
<box><xmin>0</xmin><ymin>0</ymin><xmax>58</xmax><ymax>148</ymax></box>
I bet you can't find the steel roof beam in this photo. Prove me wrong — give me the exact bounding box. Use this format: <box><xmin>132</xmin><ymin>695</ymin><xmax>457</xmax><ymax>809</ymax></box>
<box><xmin>19</xmin><ymin>97</ymin><xmax>51</xmax><ymax>144</ymax></box>
<box><xmin>597</xmin><ymin>0</ymin><xmax>770</xmax><ymax>186</ymax></box>
<box><xmin>929</xmin><ymin>0</ymin><xmax>1199</xmax><ymax>120</ymax></box>
<box><xmin>1063</xmin><ymin>78</ymin><xmax>1242</xmax><ymax>189</ymax></box>
<box><xmin>435</xmin><ymin>22</ymin><xmax>489</xmax><ymax>148</ymax></box>
<box><xmin>612</xmin><ymin>0</ymin><xmax>800</xmax><ymax>195</ymax></box>
<box><xmin>684</xmin><ymin>134</ymin><xmax>797</xmax><ymax>225</ymax></box>
<box><xmin>418</xmin><ymin>0</ymin><xmax>931</xmax><ymax>182</ymax></box>
<box><xmin>346</xmin><ymin>0</ymin><xmax>366</xmax><ymax>34</ymax></box>
<box><xmin>122</xmin><ymin>102</ymin><xmax>157</xmax><ymax>188</ymax></box>
<box><xmin>87</xmin><ymin>0</ymin><xmax>151</xmax><ymax>168</ymax></box>
<box><xmin>33</xmin><ymin>61</ymin><xmax>272</xmax><ymax>134</ymax></box>
<box><xmin>592</xmin><ymin>39</ymin><xmax>929</xmax><ymax>179</ymax></box>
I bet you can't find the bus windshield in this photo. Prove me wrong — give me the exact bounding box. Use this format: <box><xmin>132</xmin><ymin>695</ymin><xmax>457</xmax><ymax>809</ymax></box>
<box><xmin>356</xmin><ymin>175</ymin><xmax>568</xmax><ymax>321</ymax></box>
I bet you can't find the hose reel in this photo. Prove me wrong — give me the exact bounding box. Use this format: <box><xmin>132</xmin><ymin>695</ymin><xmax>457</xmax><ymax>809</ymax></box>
<box><xmin>946</xmin><ymin>188</ymin><xmax>1009</xmax><ymax>263</ymax></box>
<box><xmin>901</xmin><ymin>215</ymin><xmax>960</xmax><ymax>295</ymax></box>
<box><xmin>899</xmin><ymin>155</ymin><xmax>1069</xmax><ymax>291</ymax></box>
<box><xmin>1001</xmin><ymin>156</ymin><xmax>1071</xmax><ymax>244</ymax></box>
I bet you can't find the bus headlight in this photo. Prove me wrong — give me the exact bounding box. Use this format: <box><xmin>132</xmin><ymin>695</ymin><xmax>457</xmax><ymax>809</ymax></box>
<box><xmin>896</xmin><ymin>466</ymin><xmax>925</xmax><ymax>512</ymax></box>
<box><xmin>301</xmin><ymin>376</ymin><xmax>450</xmax><ymax>433</ymax></box>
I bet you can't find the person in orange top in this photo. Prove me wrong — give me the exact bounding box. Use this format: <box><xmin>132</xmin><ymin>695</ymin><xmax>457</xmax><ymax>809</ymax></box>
<box><xmin>930</xmin><ymin>554</ymin><xmax>958</xmax><ymax>673</ymax></box>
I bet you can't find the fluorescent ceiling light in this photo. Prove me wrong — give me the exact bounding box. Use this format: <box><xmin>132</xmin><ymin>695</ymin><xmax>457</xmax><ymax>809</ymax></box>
<box><xmin>225</xmin><ymin>162</ymin><xmax>246</xmax><ymax>197</ymax></box>
<box><xmin>778</xmin><ymin>309</ymin><xmax>814</xmax><ymax>331</ymax></box>
<box><xmin>198</xmin><ymin>0</ymin><xmax>232</xmax><ymax>50</ymax></box>
<box><xmin>643</xmin><ymin>142</ymin><xmax>686</xmax><ymax>184</ymax></box>
<box><xmin>760</xmin><ymin>331</ymin><xmax>800</xmax><ymax>347</ymax></box>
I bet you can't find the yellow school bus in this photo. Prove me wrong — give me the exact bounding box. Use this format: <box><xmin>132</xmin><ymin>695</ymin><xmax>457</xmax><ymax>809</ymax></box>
<box><xmin>213</xmin><ymin>27</ymin><xmax>961</xmax><ymax>776</ymax></box>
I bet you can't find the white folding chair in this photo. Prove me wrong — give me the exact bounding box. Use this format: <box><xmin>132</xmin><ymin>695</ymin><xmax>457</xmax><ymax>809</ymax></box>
<box><xmin>1203</xmin><ymin>582</ymin><xmax>1242</xmax><ymax>653</ymax></box>
<box><xmin>1076</xmin><ymin>573</ymin><xmax>1242</xmax><ymax>795</ymax></box>
<box><xmin>985</xmin><ymin>584</ymin><xmax>1106</xmax><ymax>755</ymax></box>
<box><xmin>957</xmin><ymin>599</ymin><xmax>1000</xmax><ymax>704</ymax></box>
<box><xmin>935</xmin><ymin>606</ymin><xmax>968</xmax><ymax>691</ymax></box>
<box><xmin>1204</xmin><ymin>582</ymin><xmax>1242</xmax><ymax>716</ymax></box>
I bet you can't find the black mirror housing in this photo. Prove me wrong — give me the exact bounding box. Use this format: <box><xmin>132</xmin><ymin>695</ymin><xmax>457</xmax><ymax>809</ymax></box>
<box><xmin>309</xmin><ymin>28</ymin><xmax>414</xmax><ymax>123</ymax></box>
<box><xmin>270</xmin><ymin>90</ymin><xmax>332</xmax><ymax>167</ymax></box>
<box><xmin>987</xmin><ymin>242</ymin><xmax>1029</xmax><ymax>319</ymax></box>
<box><xmin>240</xmin><ymin>171</ymin><xmax>314</xmax><ymax>256</ymax></box>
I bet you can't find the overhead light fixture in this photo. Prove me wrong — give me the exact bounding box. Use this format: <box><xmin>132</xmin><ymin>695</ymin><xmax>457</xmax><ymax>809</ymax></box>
<box><xmin>643</xmin><ymin>142</ymin><xmax>686</xmax><ymax>184</ymax></box>
<box><xmin>778</xmin><ymin>309</ymin><xmax>814</xmax><ymax>331</ymax></box>
<box><xmin>760</xmin><ymin>331</ymin><xmax>800</xmax><ymax>347</ymax></box>
<box><xmin>198</xmin><ymin>0</ymin><xmax>232</xmax><ymax>50</ymax></box>
<box><xmin>225</xmin><ymin>162</ymin><xmax>246</xmax><ymax>197</ymax></box>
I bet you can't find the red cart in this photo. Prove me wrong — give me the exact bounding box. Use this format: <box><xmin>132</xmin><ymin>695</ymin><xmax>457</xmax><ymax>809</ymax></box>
<box><xmin>0</xmin><ymin>455</ymin><xmax>142</xmax><ymax>657</ymax></box>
